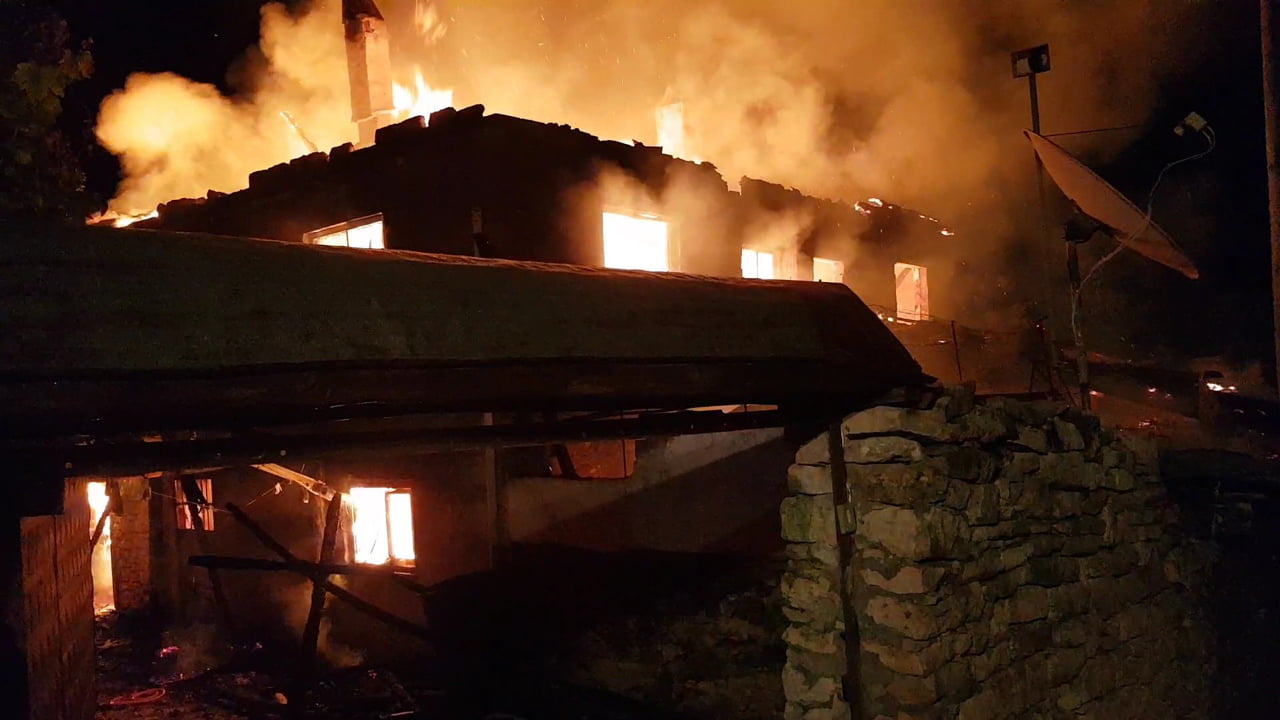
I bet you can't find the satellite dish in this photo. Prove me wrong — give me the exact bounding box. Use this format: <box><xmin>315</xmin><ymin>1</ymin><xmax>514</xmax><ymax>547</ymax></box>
<box><xmin>1024</xmin><ymin>130</ymin><xmax>1199</xmax><ymax>279</ymax></box>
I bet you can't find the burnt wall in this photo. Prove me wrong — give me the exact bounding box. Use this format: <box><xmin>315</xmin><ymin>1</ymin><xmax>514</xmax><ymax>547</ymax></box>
<box><xmin>142</xmin><ymin>109</ymin><xmax>957</xmax><ymax>300</ymax></box>
<box><xmin>780</xmin><ymin>388</ymin><xmax>1212</xmax><ymax>719</ymax></box>
<box><xmin>146</xmin><ymin>111</ymin><xmax>736</xmax><ymax>275</ymax></box>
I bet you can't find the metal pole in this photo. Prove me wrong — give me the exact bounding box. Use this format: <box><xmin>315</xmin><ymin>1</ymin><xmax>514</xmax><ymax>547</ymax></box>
<box><xmin>1028</xmin><ymin>73</ymin><xmax>1080</xmax><ymax>406</ymax></box>
<box><xmin>1028</xmin><ymin>73</ymin><xmax>1041</xmax><ymax>134</ymax></box>
<box><xmin>1263</xmin><ymin>0</ymin><xmax>1280</xmax><ymax>395</ymax></box>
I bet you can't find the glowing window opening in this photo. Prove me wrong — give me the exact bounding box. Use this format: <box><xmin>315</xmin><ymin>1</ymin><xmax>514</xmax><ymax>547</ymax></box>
<box><xmin>175</xmin><ymin>478</ymin><xmax>215</xmax><ymax>531</ymax></box>
<box><xmin>813</xmin><ymin>257</ymin><xmax>845</xmax><ymax>284</ymax></box>
<box><xmin>656</xmin><ymin>102</ymin><xmax>686</xmax><ymax>159</ymax></box>
<box><xmin>741</xmin><ymin>249</ymin><xmax>776</xmax><ymax>279</ymax></box>
<box><xmin>894</xmin><ymin>262</ymin><xmax>930</xmax><ymax>321</ymax></box>
<box><xmin>348</xmin><ymin>487</ymin><xmax>416</xmax><ymax>566</ymax></box>
<box><xmin>305</xmin><ymin>213</ymin><xmax>385</xmax><ymax>249</ymax></box>
<box><xmin>88</xmin><ymin>481</ymin><xmax>115</xmax><ymax>613</ymax></box>
<box><xmin>602</xmin><ymin>212</ymin><xmax>669</xmax><ymax>271</ymax></box>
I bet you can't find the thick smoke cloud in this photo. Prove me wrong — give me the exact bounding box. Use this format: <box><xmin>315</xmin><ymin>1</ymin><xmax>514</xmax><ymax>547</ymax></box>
<box><xmin>96</xmin><ymin>2</ymin><xmax>354</xmax><ymax>214</ymax></box>
<box><xmin>97</xmin><ymin>0</ymin><xmax>1204</xmax><ymax>308</ymax></box>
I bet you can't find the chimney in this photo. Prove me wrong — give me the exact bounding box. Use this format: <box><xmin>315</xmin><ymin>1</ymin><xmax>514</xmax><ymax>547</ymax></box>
<box><xmin>343</xmin><ymin>0</ymin><xmax>394</xmax><ymax>148</ymax></box>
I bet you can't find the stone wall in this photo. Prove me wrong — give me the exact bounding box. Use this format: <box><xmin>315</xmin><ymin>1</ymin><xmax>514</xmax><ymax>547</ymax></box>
<box><xmin>780</xmin><ymin>387</ymin><xmax>1212</xmax><ymax>719</ymax></box>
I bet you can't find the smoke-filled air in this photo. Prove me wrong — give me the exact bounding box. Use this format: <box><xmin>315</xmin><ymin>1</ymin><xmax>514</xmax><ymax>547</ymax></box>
<box><xmin>97</xmin><ymin>0</ymin><xmax>1203</xmax><ymax>246</ymax></box>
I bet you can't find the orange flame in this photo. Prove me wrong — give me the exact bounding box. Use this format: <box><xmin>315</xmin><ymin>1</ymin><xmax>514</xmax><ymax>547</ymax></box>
<box><xmin>392</xmin><ymin>70</ymin><xmax>453</xmax><ymax>121</ymax></box>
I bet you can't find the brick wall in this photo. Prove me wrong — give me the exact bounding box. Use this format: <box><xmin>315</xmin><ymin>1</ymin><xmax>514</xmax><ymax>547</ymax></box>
<box><xmin>110</xmin><ymin>477</ymin><xmax>152</xmax><ymax>613</ymax></box>
<box><xmin>780</xmin><ymin>387</ymin><xmax>1213</xmax><ymax>719</ymax></box>
<box><xmin>16</xmin><ymin>478</ymin><xmax>96</xmax><ymax>720</ymax></box>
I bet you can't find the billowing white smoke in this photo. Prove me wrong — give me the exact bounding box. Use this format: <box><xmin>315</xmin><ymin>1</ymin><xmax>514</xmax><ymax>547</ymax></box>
<box><xmin>96</xmin><ymin>2</ymin><xmax>353</xmax><ymax>214</ymax></box>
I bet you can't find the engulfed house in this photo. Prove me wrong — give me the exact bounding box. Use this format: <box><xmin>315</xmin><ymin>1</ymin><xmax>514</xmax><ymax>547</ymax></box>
<box><xmin>74</xmin><ymin>103</ymin><xmax>1004</xmax><ymax>663</ymax></box>
<box><xmin>137</xmin><ymin>107</ymin><xmax>960</xmax><ymax>321</ymax></box>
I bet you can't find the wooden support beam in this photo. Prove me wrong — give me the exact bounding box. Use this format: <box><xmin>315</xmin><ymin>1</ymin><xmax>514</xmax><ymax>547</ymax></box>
<box><xmin>44</xmin><ymin>408</ymin><xmax>793</xmax><ymax>478</ymax></box>
<box><xmin>223</xmin><ymin>503</ymin><xmax>431</xmax><ymax>642</ymax></box>
<box><xmin>829</xmin><ymin>424</ymin><xmax>862</xmax><ymax>720</ymax></box>
<box><xmin>300</xmin><ymin>493</ymin><xmax>343</xmax><ymax>670</ymax></box>
<box><xmin>187</xmin><ymin>555</ymin><xmax>416</xmax><ymax>581</ymax></box>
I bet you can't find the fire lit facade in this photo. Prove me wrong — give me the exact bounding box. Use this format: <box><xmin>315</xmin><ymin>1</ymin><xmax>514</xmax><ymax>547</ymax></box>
<box><xmin>139</xmin><ymin>106</ymin><xmax>961</xmax><ymax>322</ymax></box>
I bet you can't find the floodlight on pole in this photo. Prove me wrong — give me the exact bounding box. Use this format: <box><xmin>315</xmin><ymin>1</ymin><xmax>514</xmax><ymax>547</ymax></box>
<box><xmin>1011</xmin><ymin>44</ymin><xmax>1081</xmax><ymax>405</ymax></box>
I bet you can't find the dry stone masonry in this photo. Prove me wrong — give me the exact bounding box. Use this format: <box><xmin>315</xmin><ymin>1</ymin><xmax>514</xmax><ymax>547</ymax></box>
<box><xmin>780</xmin><ymin>387</ymin><xmax>1212</xmax><ymax>719</ymax></box>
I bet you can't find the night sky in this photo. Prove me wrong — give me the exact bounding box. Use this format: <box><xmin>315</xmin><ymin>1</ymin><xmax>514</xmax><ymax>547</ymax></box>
<box><xmin>47</xmin><ymin>0</ymin><xmax>1277</xmax><ymax>368</ymax></box>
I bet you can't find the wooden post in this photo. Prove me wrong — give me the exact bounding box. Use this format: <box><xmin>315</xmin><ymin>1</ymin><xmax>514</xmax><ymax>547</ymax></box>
<box><xmin>949</xmin><ymin>321</ymin><xmax>964</xmax><ymax>383</ymax></box>
<box><xmin>827</xmin><ymin>424</ymin><xmax>861</xmax><ymax>720</ymax></box>
<box><xmin>1263</xmin><ymin>0</ymin><xmax>1280</xmax><ymax>394</ymax></box>
<box><xmin>300</xmin><ymin>493</ymin><xmax>343</xmax><ymax>669</ymax></box>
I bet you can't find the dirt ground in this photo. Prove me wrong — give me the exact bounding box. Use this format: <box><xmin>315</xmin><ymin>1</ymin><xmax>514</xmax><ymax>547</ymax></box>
<box><xmin>94</xmin><ymin>546</ymin><xmax>785</xmax><ymax>720</ymax></box>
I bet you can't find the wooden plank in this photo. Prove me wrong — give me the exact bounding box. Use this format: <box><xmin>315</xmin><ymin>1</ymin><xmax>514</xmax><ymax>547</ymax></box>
<box><xmin>251</xmin><ymin>463</ymin><xmax>336</xmax><ymax>501</ymax></box>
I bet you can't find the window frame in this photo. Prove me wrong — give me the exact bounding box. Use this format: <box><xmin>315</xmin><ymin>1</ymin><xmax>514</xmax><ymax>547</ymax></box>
<box><xmin>812</xmin><ymin>257</ymin><xmax>845</xmax><ymax>284</ymax></box>
<box><xmin>601</xmin><ymin>207</ymin><xmax>672</xmax><ymax>272</ymax></box>
<box><xmin>741</xmin><ymin>248</ymin><xmax>776</xmax><ymax>279</ymax></box>
<box><xmin>174</xmin><ymin>478</ymin><xmax>215</xmax><ymax>531</ymax></box>
<box><xmin>347</xmin><ymin>485</ymin><xmax>416</xmax><ymax>568</ymax></box>
<box><xmin>304</xmin><ymin>213</ymin><xmax>385</xmax><ymax>249</ymax></box>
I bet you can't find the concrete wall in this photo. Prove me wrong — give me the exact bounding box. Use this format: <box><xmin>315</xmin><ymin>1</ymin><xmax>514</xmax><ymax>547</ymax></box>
<box><xmin>505</xmin><ymin>428</ymin><xmax>790</xmax><ymax>555</ymax></box>
<box><xmin>779</xmin><ymin>387</ymin><xmax>1212</xmax><ymax>719</ymax></box>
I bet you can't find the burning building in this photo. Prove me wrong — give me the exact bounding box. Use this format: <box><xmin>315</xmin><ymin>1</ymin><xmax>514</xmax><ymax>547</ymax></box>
<box><xmin>2</xmin><ymin>3</ymin><xmax>1048</xmax><ymax>717</ymax></box>
<box><xmin>65</xmin><ymin>0</ymin><xmax>1036</xmax><ymax>672</ymax></box>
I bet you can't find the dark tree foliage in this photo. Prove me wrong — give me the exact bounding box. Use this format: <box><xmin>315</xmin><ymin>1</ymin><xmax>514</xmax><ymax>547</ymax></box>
<box><xmin>0</xmin><ymin>1</ymin><xmax>94</xmax><ymax>222</ymax></box>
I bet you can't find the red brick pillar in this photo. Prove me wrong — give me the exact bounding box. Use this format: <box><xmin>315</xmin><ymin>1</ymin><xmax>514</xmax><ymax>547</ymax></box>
<box><xmin>110</xmin><ymin>477</ymin><xmax>152</xmax><ymax>613</ymax></box>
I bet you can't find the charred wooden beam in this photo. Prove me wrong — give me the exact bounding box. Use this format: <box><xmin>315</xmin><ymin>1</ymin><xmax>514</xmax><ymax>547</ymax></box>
<box><xmin>300</xmin><ymin>493</ymin><xmax>343</xmax><ymax>670</ymax></box>
<box><xmin>1</xmin><ymin>358</ymin><xmax>887</xmax><ymax>439</ymax></box>
<box><xmin>188</xmin><ymin>555</ymin><xmax>418</xmax><ymax>581</ymax></box>
<box><xmin>223</xmin><ymin>503</ymin><xmax>431</xmax><ymax>641</ymax></box>
<box><xmin>36</xmin><ymin>408</ymin><xmax>795</xmax><ymax>478</ymax></box>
